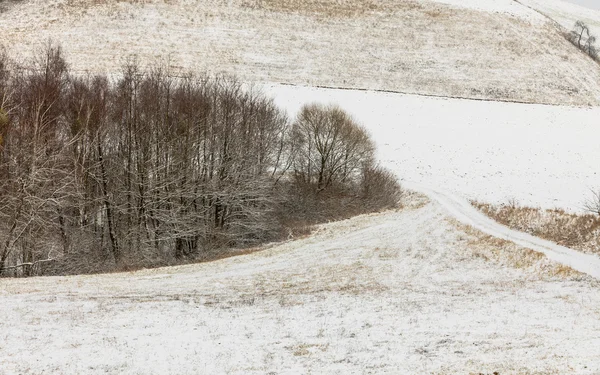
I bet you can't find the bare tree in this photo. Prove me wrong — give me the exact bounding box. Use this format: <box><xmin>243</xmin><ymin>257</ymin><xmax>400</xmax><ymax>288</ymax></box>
<box><xmin>583</xmin><ymin>188</ymin><xmax>600</xmax><ymax>215</ymax></box>
<box><xmin>572</xmin><ymin>20</ymin><xmax>590</xmax><ymax>50</ymax></box>
<box><xmin>0</xmin><ymin>43</ymin><xmax>75</xmax><ymax>276</ymax></box>
<box><xmin>568</xmin><ymin>21</ymin><xmax>598</xmax><ymax>60</ymax></box>
<box><xmin>291</xmin><ymin>103</ymin><xmax>375</xmax><ymax>193</ymax></box>
<box><xmin>586</xmin><ymin>35</ymin><xmax>598</xmax><ymax>59</ymax></box>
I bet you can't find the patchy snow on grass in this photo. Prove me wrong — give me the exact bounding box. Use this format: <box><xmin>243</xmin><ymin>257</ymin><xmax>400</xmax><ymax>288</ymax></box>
<box><xmin>1</xmin><ymin>199</ymin><xmax>599</xmax><ymax>374</ymax></box>
<box><xmin>1</xmin><ymin>0</ymin><xmax>600</xmax><ymax>105</ymax></box>
<box><xmin>434</xmin><ymin>0</ymin><xmax>540</xmax><ymax>18</ymax></box>
<box><xmin>264</xmin><ymin>83</ymin><xmax>600</xmax><ymax>212</ymax></box>
<box><xmin>2</xmin><ymin>1</ymin><xmax>600</xmax><ymax>373</ymax></box>
<box><xmin>473</xmin><ymin>200</ymin><xmax>600</xmax><ymax>258</ymax></box>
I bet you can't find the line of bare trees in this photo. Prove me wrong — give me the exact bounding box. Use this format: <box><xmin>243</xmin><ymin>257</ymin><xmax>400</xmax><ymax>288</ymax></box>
<box><xmin>0</xmin><ymin>45</ymin><xmax>401</xmax><ymax>277</ymax></box>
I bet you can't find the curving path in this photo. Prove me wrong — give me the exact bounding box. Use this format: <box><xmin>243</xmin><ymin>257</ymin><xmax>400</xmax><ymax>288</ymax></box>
<box><xmin>405</xmin><ymin>181</ymin><xmax>600</xmax><ymax>279</ymax></box>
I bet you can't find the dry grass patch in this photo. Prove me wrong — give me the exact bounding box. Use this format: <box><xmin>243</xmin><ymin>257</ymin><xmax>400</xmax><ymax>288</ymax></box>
<box><xmin>450</xmin><ymin>218</ymin><xmax>586</xmax><ymax>280</ymax></box>
<box><xmin>241</xmin><ymin>0</ymin><xmax>423</xmax><ymax>18</ymax></box>
<box><xmin>473</xmin><ymin>201</ymin><xmax>600</xmax><ymax>256</ymax></box>
<box><xmin>281</xmin><ymin>263</ymin><xmax>390</xmax><ymax>296</ymax></box>
<box><xmin>286</xmin><ymin>343</ymin><xmax>329</xmax><ymax>357</ymax></box>
<box><xmin>402</xmin><ymin>190</ymin><xmax>430</xmax><ymax>211</ymax></box>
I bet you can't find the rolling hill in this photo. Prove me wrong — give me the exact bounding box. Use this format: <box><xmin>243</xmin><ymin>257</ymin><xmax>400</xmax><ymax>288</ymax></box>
<box><xmin>2</xmin><ymin>0</ymin><xmax>600</xmax><ymax>374</ymax></box>
<box><xmin>1</xmin><ymin>0</ymin><xmax>600</xmax><ymax>105</ymax></box>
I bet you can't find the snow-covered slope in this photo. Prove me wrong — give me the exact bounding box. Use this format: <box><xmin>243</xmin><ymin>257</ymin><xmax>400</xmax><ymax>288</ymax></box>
<box><xmin>265</xmin><ymin>83</ymin><xmax>600</xmax><ymax>211</ymax></box>
<box><xmin>3</xmin><ymin>1</ymin><xmax>600</xmax><ymax>371</ymax></box>
<box><xmin>520</xmin><ymin>0</ymin><xmax>600</xmax><ymax>33</ymax></box>
<box><xmin>1</xmin><ymin>199</ymin><xmax>599</xmax><ymax>374</ymax></box>
<box><xmin>2</xmin><ymin>0</ymin><xmax>600</xmax><ymax>105</ymax></box>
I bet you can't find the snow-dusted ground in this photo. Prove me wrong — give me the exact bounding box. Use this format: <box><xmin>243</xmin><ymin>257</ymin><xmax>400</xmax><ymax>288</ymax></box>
<box><xmin>265</xmin><ymin>83</ymin><xmax>600</xmax><ymax>211</ymax></box>
<box><xmin>520</xmin><ymin>0</ymin><xmax>600</xmax><ymax>34</ymax></box>
<box><xmin>2</xmin><ymin>0</ymin><xmax>600</xmax><ymax>373</ymax></box>
<box><xmin>2</xmin><ymin>0</ymin><xmax>600</xmax><ymax>105</ymax></box>
<box><xmin>409</xmin><ymin>182</ymin><xmax>600</xmax><ymax>278</ymax></box>
<box><xmin>2</xmin><ymin>198</ymin><xmax>600</xmax><ymax>374</ymax></box>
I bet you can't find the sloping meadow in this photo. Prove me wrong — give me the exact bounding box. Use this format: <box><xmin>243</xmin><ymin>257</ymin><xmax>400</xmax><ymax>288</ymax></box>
<box><xmin>2</xmin><ymin>0</ymin><xmax>600</xmax><ymax>104</ymax></box>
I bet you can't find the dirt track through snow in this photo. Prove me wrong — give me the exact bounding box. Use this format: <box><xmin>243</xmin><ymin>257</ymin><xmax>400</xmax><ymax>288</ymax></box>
<box><xmin>407</xmin><ymin>182</ymin><xmax>600</xmax><ymax>279</ymax></box>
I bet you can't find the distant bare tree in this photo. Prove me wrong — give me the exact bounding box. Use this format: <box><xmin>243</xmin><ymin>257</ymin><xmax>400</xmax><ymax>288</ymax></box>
<box><xmin>569</xmin><ymin>20</ymin><xmax>598</xmax><ymax>60</ymax></box>
<box><xmin>572</xmin><ymin>20</ymin><xmax>590</xmax><ymax>50</ymax></box>
<box><xmin>586</xmin><ymin>35</ymin><xmax>598</xmax><ymax>59</ymax></box>
<box><xmin>583</xmin><ymin>188</ymin><xmax>600</xmax><ymax>216</ymax></box>
<box><xmin>0</xmin><ymin>43</ymin><xmax>75</xmax><ymax>276</ymax></box>
<box><xmin>291</xmin><ymin>103</ymin><xmax>375</xmax><ymax>193</ymax></box>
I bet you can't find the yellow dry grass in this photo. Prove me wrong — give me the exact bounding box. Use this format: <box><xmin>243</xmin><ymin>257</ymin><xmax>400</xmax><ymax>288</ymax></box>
<box><xmin>286</xmin><ymin>343</ymin><xmax>329</xmax><ymax>356</ymax></box>
<box><xmin>242</xmin><ymin>0</ymin><xmax>423</xmax><ymax>18</ymax></box>
<box><xmin>473</xmin><ymin>201</ymin><xmax>600</xmax><ymax>256</ymax></box>
<box><xmin>450</xmin><ymin>219</ymin><xmax>586</xmax><ymax>280</ymax></box>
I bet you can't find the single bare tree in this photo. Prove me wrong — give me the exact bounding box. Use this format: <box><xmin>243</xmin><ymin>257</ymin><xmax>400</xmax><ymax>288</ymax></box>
<box><xmin>586</xmin><ymin>35</ymin><xmax>598</xmax><ymax>59</ymax></box>
<box><xmin>568</xmin><ymin>21</ymin><xmax>598</xmax><ymax>60</ymax></box>
<box><xmin>291</xmin><ymin>103</ymin><xmax>375</xmax><ymax>193</ymax></box>
<box><xmin>583</xmin><ymin>188</ymin><xmax>600</xmax><ymax>216</ymax></box>
<box><xmin>572</xmin><ymin>20</ymin><xmax>590</xmax><ymax>50</ymax></box>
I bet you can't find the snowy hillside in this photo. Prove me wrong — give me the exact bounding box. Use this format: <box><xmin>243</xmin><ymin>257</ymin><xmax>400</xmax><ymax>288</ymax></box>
<box><xmin>520</xmin><ymin>0</ymin><xmax>600</xmax><ymax>33</ymax></box>
<box><xmin>265</xmin><ymin>84</ymin><xmax>600</xmax><ymax>211</ymax></box>
<box><xmin>2</xmin><ymin>197</ymin><xmax>600</xmax><ymax>374</ymax></box>
<box><xmin>3</xmin><ymin>0</ymin><xmax>600</xmax><ymax>373</ymax></box>
<box><xmin>2</xmin><ymin>0</ymin><xmax>600</xmax><ymax>105</ymax></box>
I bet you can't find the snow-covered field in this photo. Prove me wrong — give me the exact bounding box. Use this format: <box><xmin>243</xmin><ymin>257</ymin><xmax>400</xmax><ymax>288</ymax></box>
<box><xmin>266</xmin><ymin>83</ymin><xmax>600</xmax><ymax>211</ymax></box>
<box><xmin>520</xmin><ymin>0</ymin><xmax>600</xmax><ymax>33</ymax></box>
<box><xmin>3</xmin><ymin>0</ymin><xmax>600</xmax><ymax>373</ymax></box>
<box><xmin>2</xmin><ymin>0</ymin><xmax>600</xmax><ymax>105</ymax></box>
<box><xmin>2</xmin><ymin>196</ymin><xmax>600</xmax><ymax>374</ymax></box>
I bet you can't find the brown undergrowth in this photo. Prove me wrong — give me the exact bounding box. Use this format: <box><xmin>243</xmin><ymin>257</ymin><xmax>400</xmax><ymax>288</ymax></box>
<box><xmin>241</xmin><ymin>0</ymin><xmax>424</xmax><ymax>18</ymax></box>
<box><xmin>449</xmin><ymin>218</ymin><xmax>586</xmax><ymax>280</ymax></box>
<box><xmin>473</xmin><ymin>201</ymin><xmax>600</xmax><ymax>257</ymax></box>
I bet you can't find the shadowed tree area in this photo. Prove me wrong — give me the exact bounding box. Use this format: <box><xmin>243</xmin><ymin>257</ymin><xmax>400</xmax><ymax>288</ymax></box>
<box><xmin>0</xmin><ymin>45</ymin><xmax>402</xmax><ymax>276</ymax></box>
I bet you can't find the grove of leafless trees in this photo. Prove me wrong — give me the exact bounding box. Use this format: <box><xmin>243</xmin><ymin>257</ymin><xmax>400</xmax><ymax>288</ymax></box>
<box><xmin>0</xmin><ymin>45</ymin><xmax>402</xmax><ymax>277</ymax></box>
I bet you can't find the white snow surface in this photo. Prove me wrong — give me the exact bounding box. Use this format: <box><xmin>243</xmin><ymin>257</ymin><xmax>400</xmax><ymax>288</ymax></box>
<box><xmin>2</xmin><ymin>200</ymin><xmax>600</xmax><ymax>374</ymax></box>
<box><xmin>264</xmin><ymin>83</ymin><xmax>600</xmax><ymax>212</ymax></box>
<box><xmin>519</xmin><ymin>0</ymin><xmax>600</xmax><ymax>33</ymax></box>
